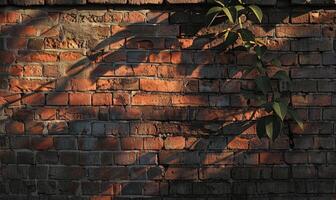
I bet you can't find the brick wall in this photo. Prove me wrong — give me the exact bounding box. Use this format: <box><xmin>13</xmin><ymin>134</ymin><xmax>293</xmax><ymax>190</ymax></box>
<box><xmin>0</xmin><ymin>1</ymin><xmax>336</xmax><ymax>199</ymax></box>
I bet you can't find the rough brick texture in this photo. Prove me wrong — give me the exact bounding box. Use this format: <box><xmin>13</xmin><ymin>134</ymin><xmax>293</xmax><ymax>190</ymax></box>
<box><xmin>0</xmin><ymin>2</ymin><xmax>336</xmax><ymax>199</ymax></box>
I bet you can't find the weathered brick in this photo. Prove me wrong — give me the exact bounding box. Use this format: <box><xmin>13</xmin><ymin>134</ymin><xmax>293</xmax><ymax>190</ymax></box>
<box><xmin>132</xmin><ymin>93</ymin><xmax>171</xmax><ymax>106</ymax></box>
<box><xmin>69</xmin><ymin>93</ymin><xmax>91</xmax><ymax>106</ymax></box>
<box><xmin>291</xmin><ymin>39</ymin><xmax>333</xmax><ymax>51</ymax></box>
<box><xmin>164</xmin><ymin>136</ymin><xmax>185</xmax><ymax>150</ymax></box>
<box><xmin>276</xmin><ymin>25</ymin><xmax>321</xmax><ymax>38</ymax></box>
<box><xmin>49</xmin><ymin>166</ymin><xmax>84</xmax><ymax>180</ymax></box>
<box><xmin>165</xmin><ymin>167</ymin><xmax>198</xmax><ymax>180</ymax></box>
<box><xmin>140</xmin><ymin>79</ymin><xmax>183</xmax><ymax>92</ymax></box>
<box><xmin>92</xmin><ymin>93</ymin><xmax>112</xmax><ymax>105</ymax></box>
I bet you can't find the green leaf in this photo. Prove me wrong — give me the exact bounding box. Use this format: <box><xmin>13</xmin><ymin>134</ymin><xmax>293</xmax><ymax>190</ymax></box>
<box><xmin>272</xmin><ymin>100</ymin><xmax>288</xmax><ymax>121</ymax></box>
<box><xmin>214</xmin><ymin>0</ymin><xmax>225</xmax><ymax>7</ymax></box>
<box><xmin>271</xmin><ymin>58</ymin><xmax>281</xmax><ymax>67</ymax></box>
<box><xmin>265</xmin><ymin>117</ymin><xmax>273</xmax><ymax>139</ymax></box>
<box><xmin>238</xmin><ymin>29</ymin><xmax>255</xmax><ymax>42</ymax></box>
<box><xmin>223</xmin><ymin>31</ymin><xmax>238</xmax><ymax>47</ymax></box>
<box><xmin>235</xmin><ymin>5</ymin><xmax>245</xmax><ymax>12</ymax></box>
<box><xmin>256</xmin><ymin>115</ymin><xmax>282</xmax><ymax>141</ymax></box>
<box><xmin>288</xmin><ymin>109</ymin><xmax>304</xmax><ymax>130</ymax></box>
<box><xmin>255</xmin><ymin>76</ymin><xmax>272</xmax><ymax>95</ymax></box>
<box><xmin>223</xmin><ymin>7</ymin><xmax>235</xmax><ymax>23</ymax></box>
<box><xmin>207</xmin><ymin>6</ymin><xmax>223</xmax><ymax>15</ymax></box>
<box><xmin>255</xmin><ymin>60</ymin><xmax>266</xmax><ymax>73</ymax></box>
<box><xmin>255</xmin><ymin>45</ymin><xmax>267</xmax><ymax>59</ymax></box>
<box><xmin>249</xmin><ymin>5</ymin><xmax>263</xmax><ymax>23</ymax></box>
<box><xmin>256</xmin><ymin>117</ymin><xmax>267</xmax><ymax>138</ymax></box>
<box><xmin>273</xmin><ymin>70</ymin><xmax>291</xmax><ymax>83</ymax></box>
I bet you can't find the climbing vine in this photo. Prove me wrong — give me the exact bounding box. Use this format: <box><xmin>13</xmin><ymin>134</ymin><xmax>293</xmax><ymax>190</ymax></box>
<box><xmin>207</xmin><ymin>0</ymin><xmax>303</xmax><ymax>142</ymax></box>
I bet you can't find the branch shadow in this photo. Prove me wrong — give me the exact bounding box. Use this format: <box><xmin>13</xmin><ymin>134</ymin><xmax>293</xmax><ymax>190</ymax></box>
<box><xmin>0</xmin><ymin>5</ymin><xmax>325</xmax><ymax>199</ymax></box>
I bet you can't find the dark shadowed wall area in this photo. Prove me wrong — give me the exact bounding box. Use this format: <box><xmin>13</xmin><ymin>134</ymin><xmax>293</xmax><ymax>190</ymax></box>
<box><xmin>0</xmin><ymin>0</ymin><xmax>336</xmax><ymax>199</ymax></box>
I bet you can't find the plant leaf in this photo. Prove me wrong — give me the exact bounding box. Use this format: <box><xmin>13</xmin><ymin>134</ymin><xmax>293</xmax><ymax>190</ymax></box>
<box><xmin>214</xmin><ymin>0</ymin><xmax>225</xmax><ymax>7</ymax></box>
<box><xmin>238</xmin><ymin>28</ymin><xmax>255</xmax><ymax>42</ymax></box>
<box><xmin>265</xmin><ymin>116</ymin><xmax>273</xmax><ymax>139</ymax></box>
<box><xmin>273</xmin><ymin>70</ymin><xmax>291</xmax><ymax>83</ymax></box>
<box><xmin>256</xmin><ymin>115</ymin><xmax>282</xmax><ymax>141</ymax></box>
<box><xmin>288</xmin><ymin>109</ymin><xmax>304</xmax><ymax>130</ymax></box>
<box><xmin>249</xmin><ymin>5</ymin><xmax>263</xmax><ymax>23</ymax></box>
<box><xmin>256</xmin><ymin>117</ymin><xmax>267</xmax><ymax>138</ymax></box>
<box><xmin>255</xmin><ymin>76</ymin><xmax>272</xmax><ymax>95</ymax></box>
<box><xmin>255</xmin><ymin>45</ymin><xmax>267</xmax><ymax>59</ymax></box>
<box><xmin>272</xmin><ymin>100</ymin><xmax>288</xmax><ymax>121</ymax></box>
<box><xmin>207</xmin><ymin>6</ymin><xmax>223</xmax><ymax>15</ymax></box>
<box><xmin>223</xmin><ymin>7</ymin><xmax>235</xmax><ymax>23</ymax></box>
<box><xmin>223</xmin><ymin>31</ymin><xmax>238</xmax><ymax>47</ymax></box>
<box><xmin>235</xmin><ymin>5</ymin><xmax>245</xmax><ymax>12</ymax></box>
<box><xmin>255</xmin><ymin>60</ymin><xmax>266</xmax><ymax>73</ymax></box>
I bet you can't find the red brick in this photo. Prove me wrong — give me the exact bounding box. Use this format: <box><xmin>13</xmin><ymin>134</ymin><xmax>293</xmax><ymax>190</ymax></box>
<box><xmin>292</xmin><ymin>94</ymin><xmax>332</xmax><ymax>106</ymax></box>
<box><xmin>113</xmin><ymin>92</ymin><xmax>130</xmax><ymax>105</ymax></box>
<box><xmin>132</xmin><ymin>93</ymin><xmax>170</xmax><ymax>106</ymax></box>
<box><xmin>8</xmin><ymin>65</ymin><xmax>23</xmax><ymax>76</ymax></box>
<box><xmin>172</xmin><ymin>95</ymin><xmax>208</xmax><ymax>106</ymax></box>
<box><xmin>46</xmin><ymin>93</ymin><xmax>69</xmax><ymax>105</ymax></box>
<box><xmin>36</xmin><ymin>108</ymin><xmax>57</xmax><ymax>120</ymax></box>
<box><xmin>127</xmin><ymin>51</ymin><xmax>148</xmax><ymax>62</ymax></box>
<box><xmin>130</xmin><ymin>122</ymin><xmax>157</xmax><ymax>135</ymax></box>
<box><xmin>60</xmin><ymin>52</ymin><xmax>83</xmax><ymax>61</ymax></box>
<box><xmin>0</xmin><ymin>92</ymin><xmax>21</xmax><ymax>106</ymax></box>
<box><xmin>291</xmin><ymin>12</ymin><xmax>309</xmax><ymax>23</ymax></box>
<box><xmin>13</xmin><ymin>26</ymin><xmax>38</xmax><ymax>37</ymax></box>
<box><xmin>124</xmin><ymin>11</ymin><xmax>146</xmax><ymax>23</ymax></box>
<box><xmin>194</xmin><ymin>51</ymin><xmax>215</xmax><ymax>64</ymax></box>
<box><xmin>276</xmin><ymin>25</ymin><xmax>321</xmax><ymax>38</ymax></box>
<box><xmin>140</xmin><ymin>79</ymin><xmax>183</xmax><ymax>92</ymax></box>
<box><xmin>95</xmin><ymin>138</ymin><xmax>120</xmax><ymax>151</ymax></box>
<box><xmin>44</xmin><ymin>65</ymin><xmax>60</xmax><ymax>77</ymax></box>
<box><xmin>71</xmin><ymin>79</ymin><xmax>96</xmax><ymax>91</ymax></box>
<box><xmin>6</xmin><ymin>11</ymin><xmax>20</xmax><ymax>23</ymax></box>
<box><xmin>7</xmin><ymin>38</ymin><xmax>27</xmax><ymax>50</ymax></box>
<box><xmin>164</xmin><ymin>136</ymin><xmax>185</xmax><ymax>150</ymax></box>
<box><xmin>31</xmin><ymin>136</ymin><xmax>54</xmax><ymax>150</ymax></box>
<box><xmin>147</xmin><ymin>11</ymin><xmax>169</xmax><ymax>24</ymax></box>
<box><xmin>310</xmin><ymin>10</ymin><xmax>335</xmax><ymax>24</ymax></box>
<box><xmin>120</xmin><ymin>137</ymin><xmax>143</xmax><ymax>150</ymax></box>
<box><xmin>227</xmin><ymin>137</ymin><xmax>249</xmax><ymax>150</ymax></box>
<box><xmin>199</xmin><ymin>80</ymin><xmax>219</xmax><ymax>93</ymax></box>
<box><xmin>92</xmin><ymin>93</ymin><xmax>112</xmax><ymax>106</ymax></box>
<box><xmin>10</xmin><ymin>79</ymin><xmax>55</xmax><ymax>92</ymax></box>
<box><xmin>114</xmin><ymin>152</ymin><xmax>137</xmax><ymax>165</ymax></box>
<box><xmin>149</xmin><ymin>51</ymin><xmax>171</xmax><ymax>63</ymax></box>
<box><xmin>26</xmin><ymin>122</ymin><xmax>45</xmax><ymax>135</ymax></box>
<box><xmin>69</xmin><ymin>93</ymin><xmax>91</xmax><ymax>106</ymax></box>
<box><xmin>260</xmin><ymin>152</ymin><xmax>284</xmax><ymax>164</ymax></box>
<box><xmin>165</xmin><ymin>167</ymin><xmax>198</xmax><ymax>180</ymax></box>
<box><xmin>201</xmin><ymin>152</ymin><xmax>234</xmax><ymax>165</ymax></box>
<box><xmin>199</xmin><ymin>167</ymin><xmax>230</xmax><ymax>180</ymax></box>
<box><xmin>171</xmin><ymin>51</ymin><xmax>193</xmax><ymax>64</ymax></box>
<box><xmin>17</xmin><ymin>51</ymin><xmax>58</xmax><ymax>62</ymax></box>
<box><xmin>132</xmin><ymin>64</ymin><xmax>157</xmax><ymax>76</ymax></box>
<box><xmin>22</xmin><ymin>93</ymin><xmax>45</xmax><ymax>106</ymax></box>
<box><xmin>97</xmin><ymin>78</ymin><xmax>139</xmax><ymax>90</ymax></box>
<box><xmin>23</xmin><ymin>65</ymin><xmax>43</xmax><ymax>77</ymax></box>
<box><xmin>144</xmin><ymin>137</ymin><xmax>163</xmax><ymax>150</ymax></box>
<box><xmin>5</xmin><ymin>120</ymin><xmax>24</xmax><ymax>134</ymax></box>
<box><xmin>0</xmin><ymin>51</ymin><xmax>15</xmax><ymax>64</ymax></box>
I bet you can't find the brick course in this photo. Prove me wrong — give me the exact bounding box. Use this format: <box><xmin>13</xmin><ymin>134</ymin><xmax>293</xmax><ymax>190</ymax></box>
<box><xmin>0</xmin><ymin>2</ymin><xmax>336</xmax><ymax>199</ymax></box>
